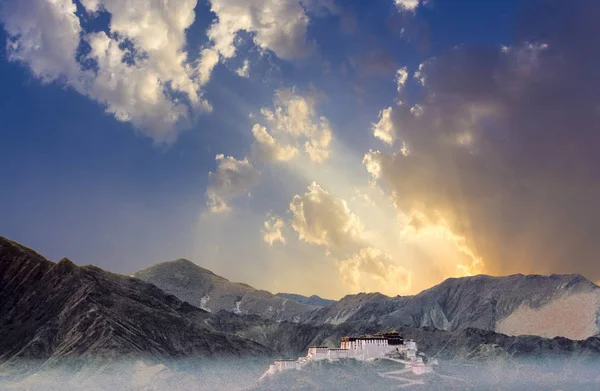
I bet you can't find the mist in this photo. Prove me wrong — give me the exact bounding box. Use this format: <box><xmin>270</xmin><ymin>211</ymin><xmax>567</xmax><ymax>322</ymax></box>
<box><xmin>2</xmin><ymin>356</ymin><xmax>600</xmax><ymax>391</ymax></box>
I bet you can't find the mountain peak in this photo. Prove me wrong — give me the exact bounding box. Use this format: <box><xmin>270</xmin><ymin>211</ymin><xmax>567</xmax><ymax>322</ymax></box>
<box><xmin>0</xmin><ymin>237</ymin><xmax>270</xmax><ymax>367</ymax></box>
<box><xmin>133</xmin><ymin>259</ymin><xmax>319</xmax><ymax>321</ymax></box>
<box><xmin>58</xmin><ymin>257</ymin><xmax>74</xmax><ymax>266</ymax></box>
<box><xmin>136</xmin><ymin>258</ymin><xmax>220</xmax><ymax>279</ymax></box>
<box><xmin>275</xmin><ymin>293</ymin><xmax>335</xmax><ymax>307</ymax></box>
<box><xmin>167</xmin><ymin>258</ymin><xmax>211</xmax><ymax>271</ymax></box>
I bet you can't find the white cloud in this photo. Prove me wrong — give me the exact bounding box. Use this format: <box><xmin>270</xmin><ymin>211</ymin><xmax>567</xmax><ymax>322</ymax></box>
<box><xmin>363</xmin><ymin>150</ymin><xmax>383</xmax><ymax>180</ymax></box>
<box><xmin>1</xmin><ymin>0</ymin><xmax>211</xmax><ymax>144</ymax></box>
<box><xmin>251</xmin><ymin>124</ymin><xmax>299</xmax><ymax>162</ymax></box>
<box><xmin>304</xmin><ymin>117</ymin><xmax>333</xmax><ymax>163</ymax></box>
<box><xmin>395</xmin><ymin>67</ymin><xmax>409</xmax><ymax>93</ymax></box>
<box><xmin>197</xmin><ymin>48</ymin><xmax>220</xmax><ymax>87</ymax></box>
<box><xmin>394</xmin><ymin>0</ymin><xmax>420</xmax><ymax>11</ymax></box>
<box><xmin>263</xmin><ymin>216</ymin><xmax>286</xmax><ymax>246</ymax></box>
<box><xmin>252</xmin><ymin>89</ymin><xmax>333</xmax><ymax>163</ymax></box>
<box><xmin>206</xmin><ymin>0</ymin><xmax>338</xmax><ymax>61</ymax></box>
<box><xmin>372</xmin><ymin>107</ymin><xmax>396</xmax><ymax>145</ymax></box>
<box><xmin>410</xmin><ymin>104</ymin><xmax>424</xmax><ymax>117</ymax></box>
<box><xmin>2</xmin><ymin>0</ymin><xmax>83</xmax><ymax>84</ymax></box>
<box><xmin>1</xmin><ymin>0</ymin><xmax>340</xmax><ymax>144</ymax></box>
<box><xmin>236</xmin><ymin>59</ymin><xmax>250</xmax><ymax>78</ymax></box>
<box><xmin>289</xmin><ymin>182</ymin><xmax>363</xmax><ymax>248</ymax></box>
<box><xmin>338</xmin><ymin>247</ymin><xmax>412</xmax><ymax>294</ymax></box>
<box><xmin>206</xmin><ymin>154</ymin><xmax>260</xmax><ymax>213</ymax></box>
<box><xmin>413</xmin><ymin>63</ymin><xmax>426</xmax><ymax>85</ymax></box>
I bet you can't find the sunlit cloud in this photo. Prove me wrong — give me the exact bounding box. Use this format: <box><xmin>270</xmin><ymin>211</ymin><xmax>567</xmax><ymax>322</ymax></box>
<box><xmin>206</xmin><ymin>155</ymin><xmax>260</xmax><ymax>213</ymax></box>
<box><xmin>338</xmin><ymin>247</ymin><xmax>412</xmax><ymax>295</ymax></box>
<box><xmin>394</xmin><ymin>0</ymin><xmax>421</xmax><ymax>12</ymax></box>
<box><xmin>372</xmin><ymin>107</ymin><xmax>396</xmax><ymax>145</ymax></box>
<box><xmin>290</xmin><ymin>182</ymin><xmax>363</xmax><ymax>248</ymax></box>
<box><xmin>252</xmin><ymin>89</ymin><xmax>333</xmax><ymax>163</ymax></box>
<box><xmin>2</xmin><ymin>0</ymin><xmax>211</xmax><ymax>144</ymax></box>
<box><xmin>263</xmin><ymin>216</ymin><xmax>287</xmax><ymax>246</ymax></box>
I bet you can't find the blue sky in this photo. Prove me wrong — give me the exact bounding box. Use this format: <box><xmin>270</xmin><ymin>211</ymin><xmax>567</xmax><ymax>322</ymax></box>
<box><xmin>3</xmin><ymin>0</ymin><xmax>597</xmax><ymax>299</ymax></box>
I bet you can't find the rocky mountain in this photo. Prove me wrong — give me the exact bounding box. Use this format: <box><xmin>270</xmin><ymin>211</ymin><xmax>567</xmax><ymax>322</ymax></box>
<box><xmin>4</xmin><ymin>234</ymin><xmax>600</xmax><ymax>373</ymax></box>
<box><xmin>0</xmin><ymin>236</ymin><xmax>270</xmax><ymax>372</ymax></box>
<box><xmin>133</xmin><ymin>259</ymin><xmax>319</xmax><ymax>322</ymax></box>
<box><xmin>304</xmin><ymin>274</ymin><xmax>600</xmax><ymax>340</ymax></box>
<box><xmin>275</xmin><ymin>293</ymin><xmax>335</xmax><ymax>307</ymax></box>
<box><xmin>134</xmin><ymin>257</ymin><xmax>600</xmax><ymax>340</ymax></box>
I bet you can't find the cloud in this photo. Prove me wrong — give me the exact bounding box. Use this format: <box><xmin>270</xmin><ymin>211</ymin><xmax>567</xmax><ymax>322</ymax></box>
<box><xmin>290</xmin><ymin>182</ymin><xmax>363</xmax><ymax>248</ymax></box>
<box><xmin>197</xmin><ymin>48</ymin><xmax>220</xmax><ymax>86</ymax></box>
<box><xmin>1</xmin><ymin>0</ymin><xmax>82</xmax><ymax>83</ymax></box>
<box><xmin>251</xmin><ymin>124</ymin><xmax>299</xmax><ymax>162</ymax></box>
<box><xmin>236</xmin><ymin>59</ymin><xmax>250</xmax><ymax>78</ymax></box>
<box><xmin>206</xmin><ymin>0</ymin><xmax>338</xmax><ymax>61</ymax></box>
<box><xmin>252</xmin><ymin>89</ymin><xmax>332</xmax><ymax>163</ymax></box>
<box><xmin>1</xmin><ymin>0</ymin><xmax>210</xmax><ymax>144</ymax></box>
<box><xmin>304</xmin><ymin>118</ymin><xmax>333</xmax><ymax>163</ymax></box>
<box><xmin>394</xmin><ymin>0</ymin><xmax>421</xmax><ymax>12</ymax></box>
<box><xmin>366</xmin><ymin>0</ymin><xmax>600</xmax><ymax>279</ymax></box>
<box><xmin>395</xmin><ymin>67</ymin><xmax>409</xmax><ymax>93</ymax></box>
<box><xmin>206</xmin><ymin>155</ymin><xmax>260</xmax><ymax>213</ymax></box>
<box><xmin>372</xmin><ymin>107</ymin><xmax>396</xmax><ymax>145</ymax></box>
<box><xmin>263</xmin><ymin>216</ymin><xmax>286</xmax><ymax>246</ymax></box>
<box><xmin>338</xmin><ymin>247</ymin><xmax>412</xmax><ymax>295</ymax></box>
<box><xmin>2</xmin><ymin>0</ymin><xmax>339</xmax><ymax>144</ymax></box>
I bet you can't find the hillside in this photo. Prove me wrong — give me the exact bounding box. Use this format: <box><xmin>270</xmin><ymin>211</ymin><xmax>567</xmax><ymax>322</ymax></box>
<box><xmin>305</xmin><ymin>274</ymin><xmax>600</xmax><ymax>340</ymax></box>
<box><xmin>135</xmin><ymin>257</ymin><xmax>600</xmax><ymax>340</ymax></box>
<box><xmin>275</xmin><ymin>293</ymin><xmax>335</xmax><ymax>307</ymax></box>
<box><xmin>0</xmin><ymin>236</ymin><xmax>270</xmax><ymax>371</ymax></box>
<box><xmin>133</xmin><ymin>260</ymin><xmax>319</xmax><ymax>322</ymax></box>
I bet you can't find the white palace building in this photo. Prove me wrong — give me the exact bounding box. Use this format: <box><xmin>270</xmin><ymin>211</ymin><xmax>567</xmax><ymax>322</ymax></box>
<box><xmin>263</xmin><ymin>332</ymin><xmax>433</xmax><ymax>378</ymax></box>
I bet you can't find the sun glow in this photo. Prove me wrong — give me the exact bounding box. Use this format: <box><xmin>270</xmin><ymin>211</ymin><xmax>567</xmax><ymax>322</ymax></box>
<box><xmin>269</xmin><ymin>135</ymin><xmax>485</xmax><ymax>297</ymax></box>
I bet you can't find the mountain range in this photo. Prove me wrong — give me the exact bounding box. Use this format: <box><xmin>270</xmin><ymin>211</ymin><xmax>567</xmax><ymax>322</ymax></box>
<box><xmin>3</xmin><ymin>235</ymin><xmax>600</xmax><ymax>376</ymax></box>
<box><xmin>133</xmin><ymin>259</ymin><xmax>319</xmax><ymax>322</ymax></box>
<box><xmin>0</xmin><ymin>237</ymin><xmax>269</xmax><ymax>373</ymax></box>
<box><xmin>136</xmin><ymin>257</ymin><xmax>600</xmax><ymax>341</ymax></box>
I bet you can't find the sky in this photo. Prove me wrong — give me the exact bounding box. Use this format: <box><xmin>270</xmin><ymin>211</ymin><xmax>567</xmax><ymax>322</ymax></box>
<box><xmin>1</xmin><ymin>0</ymin><xmax>599</xmax><ymax>300</ymax></box>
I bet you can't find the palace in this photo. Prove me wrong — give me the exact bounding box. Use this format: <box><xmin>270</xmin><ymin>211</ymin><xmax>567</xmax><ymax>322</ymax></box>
<box><xmin>262</xmin><ymin>331</ymin><xmax>432</xmax><ymax>378</ymax></box>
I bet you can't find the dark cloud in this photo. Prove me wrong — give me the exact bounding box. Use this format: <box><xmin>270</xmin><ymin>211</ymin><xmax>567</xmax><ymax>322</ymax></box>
<box><xmin>368</xmin><ymin>0</ymin><xmax>600</xmax><ymax>279</ymax></box>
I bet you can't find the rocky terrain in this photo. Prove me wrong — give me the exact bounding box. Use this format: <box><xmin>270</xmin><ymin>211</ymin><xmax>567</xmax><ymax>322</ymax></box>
<box><xmin>3</xmin><ymin>234</ymin><xmax>600</xmax><ymax>389</ymax></box>
<box><xmin>135</xmin><ymin>257</ymin><xmax>600</xmax><ymax>341</ymax></box>
<box><xmin>275</xmin><ymin>293</ymin><xmax>335</xmax><ymax>307</ymax></box>
<box><xmin>0</xmin><ymin>237</ymin><xmax>270</xmax><ymax>373</ymax></box>
<box><xmin>133</xmin><ymin>259</ymin><xmax>319</xmax><ymax>322</ymax></box>
<box><xmin>225</xmin><ymin>316</ymin><xmax>600</xmax><ymax>363</ymax></box>
<box><xmin>303</xmin><ymin>274</ymin><xmax>600</xmax><ymax>340</ymax></box>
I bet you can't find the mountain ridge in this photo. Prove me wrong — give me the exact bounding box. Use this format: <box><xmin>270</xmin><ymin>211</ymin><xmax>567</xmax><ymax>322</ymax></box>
<box><xmin>0</xmin><ymin>236</ymin><xmax>272</xmax><ymax>372</ymax></box>
<box><xmin>133</xmin><ymin>259</ymin><xmax>320</xmax><ymax>322</ymax></box>
<box><xmin>305</xmin><ymin>273</ymin><xmax>600</xmax><ymax>340</ymax></box>
<box><xmin>134</xmin><ymin>257</ymin><xmax>600</xmax><ymax>340</ymax></box>
<box><xmin>274</xmin><ymin>293</ymin><xmax>336</xmax><ymax>307</ymax></box>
